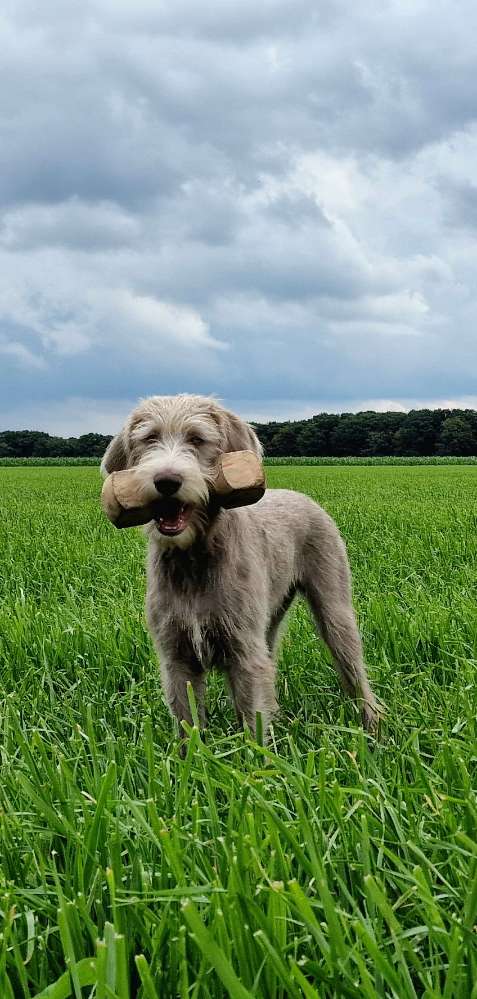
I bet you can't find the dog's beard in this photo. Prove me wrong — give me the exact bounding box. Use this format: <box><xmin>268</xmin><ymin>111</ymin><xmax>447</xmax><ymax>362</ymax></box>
<box><xmin>145</xmin><ymin>504</ymin><xmax>209</xmax><ymax>549</ymax></box>
<box><xmin>135</xmin><ymin>448</ymin><xmax>214</xmax><ymax>549</ymax></box>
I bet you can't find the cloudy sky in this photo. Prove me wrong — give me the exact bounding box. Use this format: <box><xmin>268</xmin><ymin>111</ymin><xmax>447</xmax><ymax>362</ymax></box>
<box><xmin>1</xmin><ymin>0</ymin><xmax>477</xmax><ymax>434</ymax></box>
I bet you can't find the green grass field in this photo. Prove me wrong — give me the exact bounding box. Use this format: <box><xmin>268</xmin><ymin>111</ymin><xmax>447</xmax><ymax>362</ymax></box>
<box><xmin>1</xmin><ymin>456</ymin><xmax>477</xmax><ymax>466</ymax></box>
<box><xmin>1</xmin><ymin>465</ymin><xmax>476</xmax><ymax>997</ymax></box>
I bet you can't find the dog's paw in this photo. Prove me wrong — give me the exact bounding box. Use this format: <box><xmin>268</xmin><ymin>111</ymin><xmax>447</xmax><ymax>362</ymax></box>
<box><xmin>361</xmin><ymin>698</ymin><xmax>385</xmax><ymax>736</ymax></box>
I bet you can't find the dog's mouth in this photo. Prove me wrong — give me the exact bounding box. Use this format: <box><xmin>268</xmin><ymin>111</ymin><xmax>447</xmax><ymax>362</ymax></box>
<box><xmin>155</xmin><ymin>498</ymin><xmax>193</xmax><ymax>536</ymax></box>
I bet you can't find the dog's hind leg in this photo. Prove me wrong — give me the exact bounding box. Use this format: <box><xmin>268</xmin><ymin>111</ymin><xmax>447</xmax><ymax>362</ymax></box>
<box><xmin>301</xmin><ymin>529</ymin><xmax>379</xmax><ymax>733</ymax></box>
<box><xmin>266</xmin><ymin>587</ymin><xmax>297</xmax><ymax>655</ymax></box>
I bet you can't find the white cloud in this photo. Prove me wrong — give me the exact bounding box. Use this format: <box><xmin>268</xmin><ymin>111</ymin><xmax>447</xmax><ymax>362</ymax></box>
<box><xmin>114</xmin><ymin>291</ymin><xmax>227</xmax><ymax>352</ymax></box>
<box><xmin>0</xmin><ymin>246</ymin><xmax>227</xmax><ymax>369</ymax></box>
<box><xmin>0</xmin><ymin>199</ymin><xmax>140</xmax><ymax>250</ymax></box>
<box><xmin>1</xmin><ymin>0</ymin><xmax>477</xmax><ymax>429</ymax></box>
<box><xmin>42</xmin><ymin>325</ymin><xmax>91</xmax><ymax>356</ymax></box>
<box><xmin>0</xmin><ymin>339</ymin><xmax>46</xmax><ymax>369</ymax></box>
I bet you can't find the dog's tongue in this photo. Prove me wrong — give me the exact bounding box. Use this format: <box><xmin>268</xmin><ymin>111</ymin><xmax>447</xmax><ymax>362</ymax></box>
<box><xmin>156</xmin><ymin>499</ymin><xmax>191</xmax><ymax>535</ymax></box>
<box><xmin>161</xmin><ymin>510</ymin><xmax>183</xmax><ymax>529</ymax></box>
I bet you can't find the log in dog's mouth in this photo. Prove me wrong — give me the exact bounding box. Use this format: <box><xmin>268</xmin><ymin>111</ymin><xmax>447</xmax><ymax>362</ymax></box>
<box><xmin>155</xmin><ymin>498</ymin><xmax>193</xmax><ymax>536</ymax></box>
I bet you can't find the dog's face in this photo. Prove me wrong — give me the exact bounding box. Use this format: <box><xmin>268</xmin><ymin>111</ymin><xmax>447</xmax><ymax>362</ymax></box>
<box><xmin>101</xmin><ymin>394</ymin><xmax>262</xmax><ymax>548</ymax></box>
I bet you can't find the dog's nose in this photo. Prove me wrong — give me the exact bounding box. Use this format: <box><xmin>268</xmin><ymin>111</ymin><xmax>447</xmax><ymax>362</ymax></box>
<box><xmin>153</xmin><ymin>475</ymin><xmax>183</xmax><ymax>496</ymax></box>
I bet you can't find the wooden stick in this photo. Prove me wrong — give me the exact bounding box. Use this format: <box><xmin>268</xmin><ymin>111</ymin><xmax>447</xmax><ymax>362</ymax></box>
<box><xmin>100</xmin><ymin>471</ymin><xmax>160</xmax><ymax>528</ymax></box>
<box><xmin>101</xmin><ymin>450</ymin><xmax>266</xmax><ymax>528</ymax></box>
<box><xmin>213</xmin><ymin>450</ymin><xmax>265</xmax><ymax>509</ymax></box>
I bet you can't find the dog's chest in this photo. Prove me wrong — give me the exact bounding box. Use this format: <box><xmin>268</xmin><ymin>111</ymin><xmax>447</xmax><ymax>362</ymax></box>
<box><xmin>162</xmin><ymin>595</ymin><xmax>233</xmax><ymax>671</ymax></box>
<box><xmin>158</xmin><ymin>553</ymin><xmax>221</xmax><ymax>618</ymax></box>
<box><xmin>155</xmin><ymin>548</ymin><xmax>236</xmax><ymax>667</ymax></box>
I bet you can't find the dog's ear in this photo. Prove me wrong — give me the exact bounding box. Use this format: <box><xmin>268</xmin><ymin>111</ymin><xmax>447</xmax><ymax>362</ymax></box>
<box><xmin>100</xmin><ymin>429</ymin><xmax>128</xmax><ymax>477</ymax></box>
<box><xmin>218</xmin><ymin>408</ymin><xmax>263</xmax><ymax>458</ymax></box>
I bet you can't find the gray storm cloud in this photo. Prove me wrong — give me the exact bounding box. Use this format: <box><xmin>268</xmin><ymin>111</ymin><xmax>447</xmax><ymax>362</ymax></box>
<box><xmin>1</xmin><ymin>0</ymin><xmax>477</xmax><ymax>431</ymax></box>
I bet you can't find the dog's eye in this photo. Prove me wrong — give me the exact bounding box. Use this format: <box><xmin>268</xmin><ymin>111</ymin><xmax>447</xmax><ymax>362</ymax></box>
<box><xmin>189</xmin><ymin>435</ymin><xmax>204</xmax><ymax>447</ymax></box>
<box><xmin>143</xmin><ymin>432</ymin><xmax>158</xmax><ymax>445</ymax></box>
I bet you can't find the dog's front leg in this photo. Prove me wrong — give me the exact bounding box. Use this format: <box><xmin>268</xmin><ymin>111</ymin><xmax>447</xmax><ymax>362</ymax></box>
<box><xmin>156</xmin><ymin>623</ymin><xmax>207</xmax><ymax>740</ymax></box>
<box><xmin>228</xmin><ymin>647</ymin><xmax>277</xmax><ymax>740</ymax></box>
<box><xmin>160</xmin><ymin>657</ymin><xmax>206</xmax><ymax>736</ymax></box>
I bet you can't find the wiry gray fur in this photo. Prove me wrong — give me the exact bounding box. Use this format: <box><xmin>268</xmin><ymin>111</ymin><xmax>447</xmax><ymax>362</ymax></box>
<box><xmin>102</xmin><ymin>394</ymin><xmax>379</xmax><ymax>740</ymax></box>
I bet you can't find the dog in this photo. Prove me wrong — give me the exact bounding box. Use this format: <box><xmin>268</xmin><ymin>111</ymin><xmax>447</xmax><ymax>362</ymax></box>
<box><xmin>101</xmin><ymin>394</ymin><xmax>379</xmax><ymax>740</ymax></box>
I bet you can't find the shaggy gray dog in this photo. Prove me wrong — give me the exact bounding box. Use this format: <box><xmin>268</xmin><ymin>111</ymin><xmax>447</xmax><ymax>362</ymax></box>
<box><xmin>102</xmin><ymin>394</ymin><xmax>378</xmax><ymax>739</ymax></box>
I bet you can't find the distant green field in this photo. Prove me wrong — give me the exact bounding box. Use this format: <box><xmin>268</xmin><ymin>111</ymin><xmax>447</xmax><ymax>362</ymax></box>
<box><xmin>1</xmin><ymin>465</ymin><xmax>476</xmax><ymax>996</ymax></box>
<box><xmin>1</xmin><ymin>454</ymin><xmax>477</xmax><ymax>465</ymax></box>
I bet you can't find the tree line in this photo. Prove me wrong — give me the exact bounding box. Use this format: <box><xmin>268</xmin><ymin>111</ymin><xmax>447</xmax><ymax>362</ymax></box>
<box><xmin>255</xmin><ymin>409</ymin><xmax>477</xmax><ymax>457</ymax></box>
<box><xmin>0</xmin><ymin>431</ymin><xmax>111</xmax><ymax>459</ymax></box>
<box><xmin>1</xmin><ymin>408</ymin><xmax>477</xmax><ymax>458</ymax></box>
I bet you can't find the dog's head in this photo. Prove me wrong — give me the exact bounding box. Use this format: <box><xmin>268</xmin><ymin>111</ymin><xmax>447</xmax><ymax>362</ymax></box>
<box><xmin>101</xmin><ymin>394</ymin><xmax>262</xmax><ymax>548</ymax></box>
